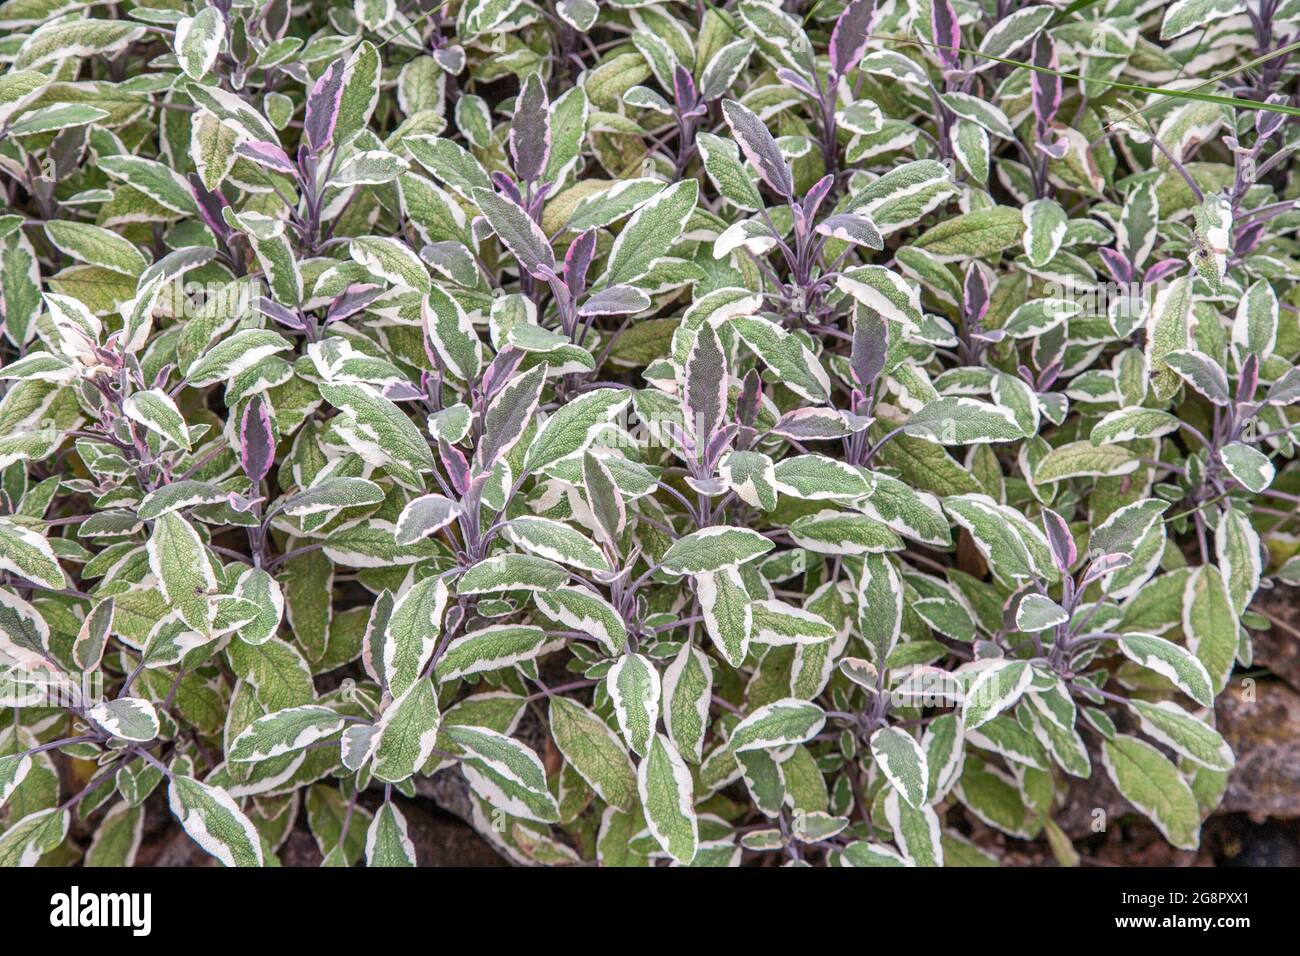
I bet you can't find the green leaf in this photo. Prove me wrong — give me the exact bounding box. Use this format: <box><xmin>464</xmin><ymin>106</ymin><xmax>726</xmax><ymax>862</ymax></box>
<box><xmin>912</xmin><ymin>206</ymin><xmax>1024</xmax><ymax>259</ymax></box>
<box><xmin>729</xmin><ymin>699</ymin><xmax>826</xmax><ymax>752</ymax></box>
<box><xmin>434</xmin><ymin>624</ymin><xmax>548</xmax><ymax>682</ymax></box>
<box><xmin>637</xmin><ymin>734</ymin><xmax>698</xmax><ymax>865</ymax></box>
<box><xmin>366</xmin><ymin>801</ymin><xmax>416</xmax><ymax>866</ymax></box>
<box><xmin>1128</xmin><ymin>699</ymin><xmax>1234</xmax><ymax>771</ymax></box>
<box><xmin>1101</xmin><ymin>734</ymin><xmax>1201</xmax><ymax>850</ymax></box>
<box><xmin>503</xmin><ymin>516</ymin><xmax>609</xmax><ymax>573</ymax></box>
<box><xmin>549</xmin><ymin>696</ymin><xmax>639</xmax><ymax>810</ymax></box>
<box><xmin>0</xmin><ymin>518</ymin><xmax>65</xmax><ymax>590</ymax></box>
<box><xmin>167</xmin><ymin>776</ymin><xmax>265</xmax><ymax>867</ymax></box>
<box><xmin>229</xmin><ymin>705</ymin><xmax>347</xmax><ymax>762</ymax></box>
<box><xmin>123</xmin><ymin>388</ymin><xmax>191</xmax><ymax>449</ymax></box>
<box><xmin>147</xmin><ymin>512</ymin><xmax>216</xmax><ymax>635</ymax></box>
<box><xmin>521</xmin><ymin>388</ymin><xmax>630</xmax><ymax>475</ymax></box>
<box><xmin>607</xmin><ymin>652</ymin><xmax>660</xmax><ymax>757</ymax></box>
<box><xmin>661</xmin><ymin>526</ymin><xmax>774</xmax><ymax>574</ymax></box>
<box><xmin>87</xmin><ymin>698</ymin><xmax>159</xmax><ymax>742</ymax></box>
<box><xmin>904</xmin><ymin>397</ymin><xmax>1025</xmax><ymax>445</ymax></box>
<box><xmin>1117</xmin><ymin>632</ymin><xmax>1215</xmax><ymax>707</ymax></box>
<box><xmin>445</xmin><ymin>725</ymin><xmax>559</xmax><ymax>823</ymax></box>
<box><xmin>0</xmin><ymin>808</ymin><xmax>68</xmax><ymax>866</ymax></box>
<box><xmin>1182</xmin><ymin>566</ymin><xmax>1237</xmax><ymax>695</ymax></box>
<box><xmin>372</xmin><ymin>677</ymin><xmax>442</xmax><ymax>783</ymax></box>
<box><xmin>961</xmin><ymin>660</ymin><xmax>1033</xmax><ymax>729</ymax></box>
<box><xmin>383</xmin><ymin>573</ymin><xmax>450</xmax><ymax>698</ymax></box>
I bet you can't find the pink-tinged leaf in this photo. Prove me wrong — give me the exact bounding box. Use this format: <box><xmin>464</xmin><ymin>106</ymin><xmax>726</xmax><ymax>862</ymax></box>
<box><xmin>188</xmin><ymin>174</ymin><xmax>230</xmax><ymax>239</ymax></box>
<box><xmin>509</xmin><ymin>72</ymin><xmax>551</xmax><ymax>184</ymax></box>
<box><xmin>829</xmin><ymin>0</ymin><xmax>875</xmax><ymax>76</ymax></box>
<box><xmin>815</xmin><ymin>213</ymin><xmax>883</xmax><ymax>249</ymax></box>
<box><xmin>721</xmin><ymin>99</ymin><xmax>793</xmax><ymax>199</ymax></box>
<box><xmin>326</xmin><ymin>284</ymin><xmax>384</xmax><ymax>323</ymax></box>
<box><xmin>578</xmin><ymin>284</ymin><xmax>651</xmax><ymax>317</ymax></box>
<box><xmin>235</xmin><ymin>140</ymin><xmax>296</xmax><ymax>174</ymax></box>
<box><xmin>477</xmin><ymin>364</ymin><xmax>546</xmax><ymax>472</ymax></box>
<box><xmin>1041</xmin><ymin>507</ymin><xmax>1076</xmax><ymax>575</ymax></box>
<box><xmin>564</xmin><ymin>229</ymin><xmax>597</xmax><ymax>299</ymax></box>
<box><xmin>1099</xmin><ymin>247</ymin><xmax>1134</xmax><ymax>285</ymax></box>
<box><xmin>255</xmin><ymin>296</ymin><xmax>304</xmax><ymax>330</ymax></box>
<box><xmin>480</xmin><ymin>348</ymin><xmax>525</xmax><ymax>403</ymax></box>
<box><xmin>239</xmin><ymin>393</ymin><xmax>276</xmax><ymax>483</ymax></box>
<box><xmin>1031</xmin><ymin>35</ymin><xmax>1061</xmax><ymax>130</ymax></box>
<box><xmin>931</xmin><ymin>0</ymin><xmax>961</xmax><ymax>71</ymax></box>
<box><xmin>472</xmin><ymin>187</ymin><xmax>557</xmax><ymax>279</ymax></box>
<box><xmin>775</xmin><ymin>68</ymin><xmax>817</xmax><ymax>97</ymax></box>
<box><xmin>851</xmin><ymin>307</ymin><xmax>887</xmax><ymax>390</ymax></box>
<box><xmin>684</xmin><ymin>322</ymin><xmax>727</xmax><ymax>450</ymax></box>
<box><xmin>440</xmin><ymin>439</ymin><xmax>470</xmax><ymax>495</ymax></box>
<box><xmin>737</xmin><ymin>369</ymin><xmax>761</xmax><ymax>428</ymax></box>
<box><xmin>382</xmin><ymin>381</ymin><xmax>426</xmax><ymax>401</ymax></box>
<box><xmin>672</xmin><ymin>63</ymin><xmax>698</xmax><ymax>112</ymax></box>
<box><xmin>1257</xmin><ymin>94</ymin><xmax>1288</xmax><ymax>139</ymax></box>
<box><xmin>802</xmin><ymin>173</ymin><xmax>835</xmax><ymax>221</ymax></box>
<box><xmin>1081</xmin><ymin>552</ymin><xmax>1131</xmax><ymax>588</ymax></box>
<box><xmin>1143</xmin><ymin>259</ymin><xmax>1183</xmax><ymax>284</ymax></box>
<box><xmin>1236</xmin><ymin>352</ymin><xmax>1259</xmax><ymax>404</ymax></box>
<box><xmin>491</xmin><ymin>171</ymin><xmax>524</xmax><ymax>205</ymax></box>
<box><xmin>305</xmin><ymin>59</ymin><xmax>346</xmax><ymax>153</ymax></box>
<box><xmin>962</xmin><ymin>261</ymin><xmax>991</xmax><ymax>326</ymax></box>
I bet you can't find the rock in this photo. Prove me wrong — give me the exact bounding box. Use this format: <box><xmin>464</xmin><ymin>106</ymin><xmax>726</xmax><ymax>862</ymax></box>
<box><xmin>397</xmin><ymin>798</ymin><xmax>509</xmax><ymax>867</ymax></box>
<box><xmin>1216</xmin><ymin>677</ymin><xmax>1300</xmax><ymax>819</ymax></box>
<box><xmin>1248</xmin><ymin>584</ymin><xmax>1300</xmax><ymax>692</ymax></box>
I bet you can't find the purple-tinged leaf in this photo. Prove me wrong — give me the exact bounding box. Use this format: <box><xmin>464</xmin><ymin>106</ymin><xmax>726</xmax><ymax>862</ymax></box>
<box><xmin>1257</xmin><ymin>94</ymin><xmax>1288</xmax><ymax>139</ymax></box>
<box><xmin>1236</xmin><ymin>352</ymin><xmax>1259</xmax><ymax>405</ymax></box>
<box><xmin>1041</xmin><ymin>507</ymin><xmax>1076</xmax><ymax>575</ymax></box>
<box><xmin>1031</xmin><ymin>35</ymin><xmax>1061</xmax><ymax>131</ymax></box>
<box><xmin>480</xmin><ymin>347</ymin><xmax>525</xmax><ymax>404</ymax></box>
<box><xmin>188</xmin><ymin>174</ymin><xmax>230</xmax><ymax>240</ymax></box>
<box><xmin>326</xmin><ymin>284</ymin><xmax>384</xmax><ymax>323</ymax></box>
<box><xmin>672</xmin><ymin>63</ymin><xmax>698</xmax><ymax>113</ymax></box>
<box><xmin>815</xmin><ymin>213</ymin><xmax>884</xmax><ymax>249</ymax></box>
<box><xmin>440</xmin><ymin>439</ymin><xmax>470</xmax><ymax>496</ymax></box>
<box><xmin>235</xmin><ymin>140</ymin><xmax>296</xmax><ymax>175</ymax></box>
<box><xmin>477</xmin><ymin>364</ymin><xmax>546</xmax><ymax>472</ymax></box>
<box><xmin>802</xmin><ymin>173</ymin><xmax>835</xmax><ymax>221</ymax></box>
<box><xmin>737</xmin><ymin>368</ymin><xmax>761</xmax><ymax>429</ymax></box>
<box><xmin>305</xmin><ymin>59</ymin><xmax>346</xmax><ymax>153</ymax></box>
<box><xmin>510</xmin><ymin>72</ymin><xmax>551</xmax><ymax>184</ymax></box>
<box><xmin>775</xmin><ymin>68</ymin><xmax>818</xmax><ymax>98</ymax></box>
<box><xmin>1143</xmin><ymin>258</ymin><xmax>1183</xmax><ymax>283</ymax></box>
<box><xmin>931</xmin><ymin>0</ymin><xmax>961</xmax><ymax>71</ymax></box>
<box><xmin>491</xmin><ymin>170</ymin><xmax>524</xmax><ymax>205</ymax></box>
<box><xmin>239</xmin><ymin>393</ymin><xmax>276</xmax><ymax>483</ymax></box>
<box><xmin>704</xmin><ymin>424</ymin><xmax>738</xmax><ymax>470</ymax></box>
<box><xmin>255</xmin><ymin>296</ymin><xmax>304</xmax><ymax>330</ymax></box>
<box><xmin>770</xmin><ymin>408</ymin><xmax>857</xmax><ymax>441</ymax></box>
<box><xmin>721</xmin><ymin>99</ymin><xmax>793</xmax><ymax>199</ymax></box>
<box><xmin>472</xmin><ymin>187</ymin><xmax>557</xmax><ymax>280</ymax></box>
<box><xmin>1235</xmin><ymin>220</ymin><xmax>1266</xmax><ymax>257</ymax></box>
<box><xmin>829</xmin><ymin>0</ymin><xmax>875</xmax><ymax>77</ymax></box>
<box><xmin>685</xmin><ymin>322</ymin><xmax>727</xmax><ymax>449</ymax></box>
<box><xmin>963</xmin><ymin>261</ymin><xmax>991</xmax><ymax>327</ymax></box>
<box><xmin>578</xmin><ymin>285</ymin><xmax>651</xmax><ymax>317</ymax></box>
<box><xmin>1099</xmin><ymin>247</ymin><xmax>1134</xmax><ymax>285</ymax></box>
<box><xmin>851</xmin><ymin>307</ymin><xmax>887</xmax><ymax>389</ymax></box>
<box><xmin>564</xmin><ymin>229</ymin><xmax>597</xmax><ymax>300</ymax></box>
<box><xmin>382</xmin><ymin>381</ymin><xmax>426</xmax><ymax>402</ymax></box>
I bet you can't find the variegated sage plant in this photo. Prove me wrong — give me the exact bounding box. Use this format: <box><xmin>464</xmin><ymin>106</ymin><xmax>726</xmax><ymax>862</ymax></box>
<box><xmin>0</xmin><ymin>0</ymin><xmax>1298</xmax><ymax>868</ymax></box>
